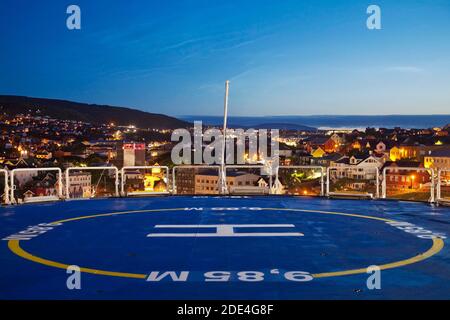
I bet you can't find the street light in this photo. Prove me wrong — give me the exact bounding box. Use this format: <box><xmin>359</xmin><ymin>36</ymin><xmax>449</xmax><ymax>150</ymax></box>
<box><xmin>410</xmin><ymin>174</ymin><xmax>416</xmax><ymax>189</ymax></box>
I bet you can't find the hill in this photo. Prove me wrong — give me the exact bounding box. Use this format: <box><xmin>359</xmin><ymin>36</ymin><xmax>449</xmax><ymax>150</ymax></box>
<box><xmin>0</xmin><ymin>95</ymin><xmax>190</xmax><ymax>129</ymax></box>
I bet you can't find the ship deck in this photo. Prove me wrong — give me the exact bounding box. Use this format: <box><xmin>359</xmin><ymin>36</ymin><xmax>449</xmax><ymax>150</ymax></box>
<box><xmin>0</xmin><ymin>196</ymin><xmax>449</xmax><ymax>299</ymax></box>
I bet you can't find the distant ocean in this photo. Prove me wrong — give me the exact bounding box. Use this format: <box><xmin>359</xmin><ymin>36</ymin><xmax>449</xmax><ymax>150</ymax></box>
<box><xmin>180</xmin><ymin>115</ymin><xmax>450</xmax><ymax>131</ymax></box>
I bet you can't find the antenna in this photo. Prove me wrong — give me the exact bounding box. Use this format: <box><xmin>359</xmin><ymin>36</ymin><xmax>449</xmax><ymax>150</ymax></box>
<box><xmin>219</xmin><ymin>80</ymin><xmax>230</xmax><ymax>194</ymax></box>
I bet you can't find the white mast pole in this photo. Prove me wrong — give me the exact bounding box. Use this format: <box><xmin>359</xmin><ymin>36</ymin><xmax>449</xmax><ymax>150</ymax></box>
<box><xmin>219</xmin><ymin>80</ymin><xmax>230</xmax><ymax>194</ymax></box>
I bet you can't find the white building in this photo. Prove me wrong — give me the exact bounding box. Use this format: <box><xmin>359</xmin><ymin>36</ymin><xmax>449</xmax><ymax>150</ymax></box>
<box><xmin>67</xmin><ymin>171</ymin><xmax>92</xmax><ymax>198</ymax></box>
<box><xmin>330</xmin><ymin>154</ymin><xmax>385</xmax><ymax>181</ymax></box>
<box><xmin>194</xmin><ymin>171</ymin><xmax>260</xmax><ymax>194</ymax></box>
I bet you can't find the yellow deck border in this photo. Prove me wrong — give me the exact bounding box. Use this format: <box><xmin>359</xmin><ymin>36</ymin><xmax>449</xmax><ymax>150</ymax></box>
<box><xmin>7</xmin><ymin>207</ymin><xmax>445</xmax><ymax>280</ymax></box>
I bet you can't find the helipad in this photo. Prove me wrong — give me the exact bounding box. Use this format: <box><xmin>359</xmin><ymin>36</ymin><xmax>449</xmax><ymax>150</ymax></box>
<box><xmin>0</xmin><ymin>196</ymin><xmax>449</xmax><ymax>299</ymax></box>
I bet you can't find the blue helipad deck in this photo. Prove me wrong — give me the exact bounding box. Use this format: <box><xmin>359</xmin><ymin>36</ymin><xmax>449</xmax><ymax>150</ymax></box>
<box><xmin>0</xmin><ymin>196</ymin><xmax>449</xmax><ymax>299</ymax></box>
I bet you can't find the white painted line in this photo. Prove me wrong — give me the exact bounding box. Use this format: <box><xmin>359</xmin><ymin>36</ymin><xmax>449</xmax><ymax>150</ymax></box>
<box><xmin>148</xmin><ymin>224</ymin><xmax>303</xmax><ymax>237</ymax></box>
<box><xmin>147</xmin><ymin>232</ymin><xmax>304</xmax><ymax>237</ymax></box>
<box><xmin>154</xmin><ymin>224</ymin><xmax>296</xmax><ymax>228</ymax></box>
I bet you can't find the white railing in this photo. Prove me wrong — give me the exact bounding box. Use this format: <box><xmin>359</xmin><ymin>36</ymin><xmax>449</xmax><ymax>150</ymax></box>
<box><xmin>121</xmin><ymin>166</ymin><xmax>170</xmax><ymax>196</ymax></box>
<box><xmin>65</xmin><ymin>166</ymin><xmax>119</xmax><ymax>199</ymax></box>
<box><xmin>327</xmin><ymin>166</ymin><xmax>380</xmax><ymax>199</ymax></box>
<box><xmin>277</xmin><ymin>165</ymin><xmax>325</xmax><ymax>196</ymax></box>
<box><xmin>382</xmin><ymin>167</ymin><xmax>435</xmax><ymax>203</ymax></box>
<box><xmin>172</xmin><ymin>165</ymin><xmax>221</xmax><ymax>195</ymax></box>
<box><xmin>10</xmin><ymin>167</ymin><xmax>63</xmax><ymax>204</ymax></box>
<box><xmin>437</xmin><ymin>168</ymin><xmax>450</xmax><ymax>204</ymax></box>
<box><xmin>0</xmin><ymin>169</ymin><xmax>10</xmax><ymax>204</ymax></box>
<box><xmin>1</xmin><ymin>165</ymin><xmax>448</xmax><ymax>205</ymax></box>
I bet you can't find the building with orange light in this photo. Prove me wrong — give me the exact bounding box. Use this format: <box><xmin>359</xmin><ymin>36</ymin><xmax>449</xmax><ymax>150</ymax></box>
<box><xmin>194</xmin><ymin>170</ymin><xmax>260</xmax><ymax>195</ymax></box>
<box><xmin>382</xmin><ymin>161</ymin><xmax>430</xmax><ymax>191</ymax></box>
<box><xmin>117</xmin><ymin>142</ymin><xmax>146</xmax><ymax>167</ymax></box>
<box><xmin>424</xmin><ymin>148</ymin><xmax>450</xmax><ymax>179</ymax></box>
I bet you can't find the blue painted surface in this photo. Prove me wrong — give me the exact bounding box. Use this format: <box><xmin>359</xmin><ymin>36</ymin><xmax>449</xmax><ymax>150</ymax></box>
<box><xmin>0</xmin><ymin>196</ymin><xmax>449</xmax><ymax>300</ymax></box>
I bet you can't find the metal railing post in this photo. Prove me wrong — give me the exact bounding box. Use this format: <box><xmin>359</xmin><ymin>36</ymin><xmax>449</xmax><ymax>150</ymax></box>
<box><xmin>172</xmin><ymin>167</ymin><xmax>177</xmax><ymax>194</ymax></box>
<box><xmin>320</xmin><ymin>167</ymin><xmax>325</xmax><ymax>196</ymax></box>
<box><xmin>56</xmin><ymin>168</ymin><xmax>63</xmax><ymax>199</ymax></box>
<box><xmin>10</xmin><ymin>170</ymin><xmax>15</xmax><ymax>204</ymax></box>
<box><xmin>120</xmin><ymin>168</ymin><xmax>125</xmax><ymax>196</ymax></box>
<box><xmin>0</xmin><ymin>169</ymin><xmax>9</xmax><ymax>205</ymax></box>
<box><xmin>437</xmin><ymin>169</ymin><xmax>442</xmax><ymax>201</ymax></box>
<box><xmin>65</xmin><ymin>169</ymin><xmax>70</xmax><ymax>198</ymax></box>
<box><xmin>115</xmin><ymin>167</ymin><xmax>119</xmax><ymax>197</ymax></box>
<box><xmin>382</xmin><ymin>167</ymin><xmax>387</xmax><ymax>199</ymax></box>
<box><xmin>326</xmin><ymin>167</ymin><xmax>331</xmax><ymax>196</ymax></box>
<box><xmin>430</xmin><ymin>168</ymin><xmax>435</xmax><ymax>203</ymax></box>
<box><xmin>376</xmin><ymin>169</ymin><xmax>380</xmax><ymax>199</ymax></box>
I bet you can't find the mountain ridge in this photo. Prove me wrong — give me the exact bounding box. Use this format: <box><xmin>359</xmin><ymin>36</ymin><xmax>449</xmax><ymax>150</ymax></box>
<box><xmin>0</xmin><ymin>95</ymin><xmax>190</xmax><ymax>129</ymax></box>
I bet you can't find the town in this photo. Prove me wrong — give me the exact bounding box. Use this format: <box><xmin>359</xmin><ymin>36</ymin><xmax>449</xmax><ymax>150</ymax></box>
<box><xmin>1</xmin><ymin>111</ymin><xmax>449</xmax><ymax>203</ymax></box>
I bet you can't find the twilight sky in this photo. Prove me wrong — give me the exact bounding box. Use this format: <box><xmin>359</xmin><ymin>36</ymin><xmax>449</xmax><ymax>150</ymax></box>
<box><xmin>0</xmin><ymin>0</ymin><xmax>449</xmax><ymax>116</ymax></box>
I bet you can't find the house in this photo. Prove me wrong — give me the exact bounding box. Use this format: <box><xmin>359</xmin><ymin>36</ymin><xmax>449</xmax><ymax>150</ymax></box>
<box><xmin>330</xmin><ymin>153</ymin><xmax>384</xmax><ymax>181</ymax></box>
<box><xmin>389</xmin><ymin>146</ymin><xmax>419</xmax><ymax>161</ymax></box>
<box><xmin>53</xmin><ymin>150</ymin><xmax>72</xmax><ymax>158</ymax></box>
<box><xmin>424</xmin><ymin>148</ymin><xmax>450</xmax><ymax>179</ymax></box>
<box><xmin>194</xmin><ymin>170</ymin><xmax>260</xmax><ymax>194</ymax></box>
<box><xmin>296</xmin><ymin>151</ymin><xmax>313</xmax><ymax>165</ymax></box>
<box><xmin>278</xmin><ymin>143</ymin><xmax>293</xmax><ymax>165</ymax></box>
<box><xmin>152</xmin><ymin>179</ymin><xmax>167</xmax><ymax>193</ymax></box>
<box><xmin>66</xmin><ymin>171</ymin><xmax>92</xmax><ymax>198</ymax></box>
<box><xmin>311</xmin><ymin>153</ymin><xmax>344</xmax><ymax>167</ymax></box>
<box><xmin>375</xmin><ymin>141</ymin><xmax>387</xmax><ymax>153</ymax></box>
<box><xmin>255</xmin><ymin>176</ymin><xmax>285</xmax><ymax>194</ymax></box>
<box><xmin>330</xmin><ymin>133</ymin><xmax>346</xmax><ymax>145</ymax></box>
<box><xmin>278</xmin><ymin>143</ymin><xmax>293</xmax><ymax>158</ymax></box>
<box><xmin>257</xmin><ymin>177</ymin><xmax>269</xmax><ymax>188</ymax></box>
<box><xmin>390</xmin><ymin>144</ymin><xmax>446</xmax><ymax>162</ymax></box>
<box><xmin>271</xmin><ymin>177</ymin><xmax>285</xmax><ymax>195</ymax></box>
<box><xmin>434</xmin><ymin>129</ymin><xmax>448</xmax><ymax>137</ymax></box>
<box><xmin>23</xmin><ymin>190</ymin><xmax>35</xmax><ymax>199</ymax></box>
<box><xmin>1</xmin><ymin>158</ymin><xmax>35</xmax><ymax>171</ymax></box>
<box><xmin>124</xmin><ymin>170</ymin><xmax>144</xmax><ymax>181</ymax></box>
<box><xmin>351</xmin><ymin>140</ymin><xmax>362</xmax><ymax>150</ymax></box>
<box><xmin>382</xmin><ymin>161</ymin><xmax>430</xmax><ymax>191</ymax></box>
<box><xmin>323</xmin><ymin>138</ymin><xmax>340</xmax><ymax>153</ymax></box>
<box><xmin>19</xmin><ymin>173</ymin><xmax>59</xmax><ymax>200</ymax></box>
<box><xmin>304</xmin><ymin>136</ymin><xmax>329</xmax><ymax>152</ymax></box>
<box><xmin>311</xmin><ymin>147</ymin><xmax>326</xmax><ymax>158</ymax></box>
<box><xmin>35</xmin><ymin>150</ymin><xmax>53</xmax><ymax>160</ymax></box>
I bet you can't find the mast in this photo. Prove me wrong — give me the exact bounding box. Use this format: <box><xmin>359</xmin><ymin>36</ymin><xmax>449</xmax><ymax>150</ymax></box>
<box><xmin>219</xmin><ymin>80</ymin><xmax>230</xmax><ymax>194</ymax></box>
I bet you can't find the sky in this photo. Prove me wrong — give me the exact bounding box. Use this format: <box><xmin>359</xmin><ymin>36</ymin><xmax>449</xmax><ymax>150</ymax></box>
<box><xmin>0</xmin><ymin>0</ymin><xmax>449</xmax><ymax>116</ymax></box>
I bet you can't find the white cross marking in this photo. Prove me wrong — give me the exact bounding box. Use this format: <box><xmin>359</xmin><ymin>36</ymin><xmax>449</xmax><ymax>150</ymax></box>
<box><xmin>147</xmin><ymin>224</ymin><xmax>304</xmax><ymax>237</ymax></box>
